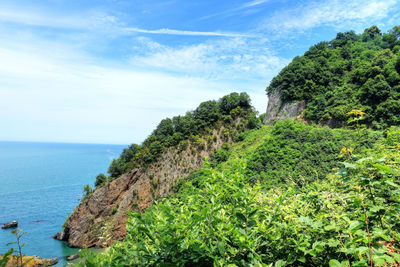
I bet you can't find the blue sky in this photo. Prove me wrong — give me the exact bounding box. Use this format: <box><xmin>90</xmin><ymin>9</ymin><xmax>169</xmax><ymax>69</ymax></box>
<box><xmin>0</xmin><ymin>0</ymin><xmax>399</xmax><ymax>144</ymax></box>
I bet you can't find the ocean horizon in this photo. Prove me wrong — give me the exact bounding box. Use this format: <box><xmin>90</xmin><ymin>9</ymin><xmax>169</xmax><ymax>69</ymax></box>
<box><xmin>0</xmin><ymin>141</ymin><xmax>125</xmax><ymax>266</ymax></box>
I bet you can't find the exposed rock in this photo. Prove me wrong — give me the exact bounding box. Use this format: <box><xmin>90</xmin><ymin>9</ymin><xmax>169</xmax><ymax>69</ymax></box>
<box><xmin>0</xmin><ymin>255</ymin><xmax>58</xmax><ymax>266</ymax></box>
<box><xmin>55</xmin><ymin>127</ymin><xmax>232</xmax><ymax>248</ymax></box>
<box><xmin>264</xmin><ymin>89</ymin><xmax>306</xmax><ymax>125</ymax></box>
<box><xmin>1</xmin><ymin>221</ymin><xmax>18</xmax><ymax>229</ymax></box>
<box><xmin>66</xmin><ymin>253</ymin><xmax>80</xmax><ymax>261</ymax></box>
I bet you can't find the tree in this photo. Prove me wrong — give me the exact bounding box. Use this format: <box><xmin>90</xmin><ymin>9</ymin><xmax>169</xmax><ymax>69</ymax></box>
<box><xmin>193</xmin><ymin>100</ymin><xmax>220</xmax><ymax>126</ymax></box>
<box><xmin>95</xmin><ymin>173</ymin><xmax>108</xmax><ymax>187</ymax></box>
<box><xmin>363</xmin><ymin>25</ymin><xmax>382</xmax><ymax>40</ymax></box>
<box><xmin>396</xmin><ymin>56</ymin><xmax>400</xmax><ymax>74</ymax></box>
<box><xmin>83</xmin><ymin>184</ymin><xmax>93</xmax><ymax>198</ymax></box>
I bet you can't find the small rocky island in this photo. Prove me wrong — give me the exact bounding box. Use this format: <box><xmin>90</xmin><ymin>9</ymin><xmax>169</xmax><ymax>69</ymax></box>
<box><xmin>1</xmin><ymin>221</ymin><xmax>18</xmax><ymax>229</ymax></box>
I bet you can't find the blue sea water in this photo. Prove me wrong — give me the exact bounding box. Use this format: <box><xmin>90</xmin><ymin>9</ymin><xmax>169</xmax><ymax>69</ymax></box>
<box><xmin>0</xmin><ymin>141</ymin><xmax>125</xmax><ymax>266</ymax></box>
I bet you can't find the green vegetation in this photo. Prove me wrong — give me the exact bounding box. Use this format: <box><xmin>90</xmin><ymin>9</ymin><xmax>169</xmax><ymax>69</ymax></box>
<box><xmin>74</xmin><ymin>26</ymin><xmax>400</xmax><ymax>266</ymax></box>
<box><xmin>78</xmin><ymin>119</ymin><xmax>400</xmax><ymax>266</ymax></box>
<box><xmin>0</xmin><ymin>229</ymin><xmax>27</xmax><ymax>267</ymax></box>
<box><xmin>94</xmin><ymin>173</ymin><xmax>109</xmax><ymax>187</ymax></box>
<box><xmin>102</xmin><ymin>92</ymin><xmax>258</xmax><ymax>183</ymax></box>
<box><xmin>267</xmin><ymin>26</ymin><xmax>400</xmax><ymax>128</ymax></box>
<box><xmin>245</xmin><ymin>119</ymin><xmax>381</xmax><ymax>187</ymax></box>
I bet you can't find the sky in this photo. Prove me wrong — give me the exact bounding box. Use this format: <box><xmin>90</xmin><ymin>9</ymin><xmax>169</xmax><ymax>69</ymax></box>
<box><xmin>0</xmin><ymin>0</ymin><xmax>399</xmax><ymax>144</ymax></box>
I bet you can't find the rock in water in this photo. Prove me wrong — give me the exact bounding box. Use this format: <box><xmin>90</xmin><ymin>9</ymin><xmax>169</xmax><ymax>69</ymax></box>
<box><xmin>66</xmin><ymin>253</ymin><xmax>80</xmax><ymax>261</ymax></box>
<box><xmin>1</xmin><ymin>221</ymin><xmax>18</xmax><ymax>229</ymax></box>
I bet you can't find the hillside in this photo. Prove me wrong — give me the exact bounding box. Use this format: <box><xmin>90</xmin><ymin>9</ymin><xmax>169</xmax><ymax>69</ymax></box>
<box><xmin>54</xmin><ymin>92</ymin><xmax>259</xmax><ymax>248</ymax></box>
<box><xmin>79</xmin><ymin>120</ymin><xmax>400</xmax><ymax>266</ymax></box>
<box><xmin>53</xmin><ymin>26</ymin><xmax>400</xmax><ymax>266</ymax></box>
<box><xmin>265</xmin><ymin>26</ymin><xmax>400</xmax><ymax>128</ymax></box>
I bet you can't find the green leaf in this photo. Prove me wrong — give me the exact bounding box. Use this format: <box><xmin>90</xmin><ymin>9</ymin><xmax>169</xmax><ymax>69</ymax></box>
<box><xmin>298</xmin><ymin>257</ymin><xmax>306</xmax><ymax>263</ymax></box>
<box><xmin>349</xmin><ymin>221</ymin><xmax>363</xmax><ymax>234</ymax></box>
<box><xmin>274</xmin><ymin>260</ymin><xmax>286</xmax><ymax>267</ymax></box>
<box><xmin>385</xmin><ymin>180</ymin><xmax>399</xmax><ymax>188</ymax></box>
<box><xmin>217</xmin><ymin>241</ymin><xmax>225</xmax><ymax>255</ymax></box>
<box><xmin>329</xmin><ymin>259</ymin><xmax>341</xmax><ymax>267</ymax></box>
<box><xmin>373</xmin><ymin>163</ymin><xmax>393</xmax><ymax>174</ymax></box>
<box><xmin>374</xmin><ymin>229</ymin><xmax>391</xmax><ymax>241</ymax></box>
<box><xmin>354</xmin><ymin>197</ymin><xmax>362</xmax><ymax>207</ymax></box>
<box><xmin>358</xmin><ymin>246</ymin><xmax>369</xmax><ymax>255</ymax></box>
<box><xmin>235</xmin><ymin>212</ymin><xmax>246</xmax><ymax>222</ymax></box>
<box><xmin>372</xmin><ymin>256</ymin><xmax>386</xmax><ymax>266</ymax></box>
<box><xmin>343</xmin><ymin>162</ymin><xmax>357</xmax><ymax>169</ymax></box>
<box><xmin>313</xmin><ymin>242</ymin><xmax>324</xmax><ymax>253</ymax></box>
<box><xmin>391</xmin><ymin>252</ymin><xmax>400</xmax><ymax>262</ymax></box>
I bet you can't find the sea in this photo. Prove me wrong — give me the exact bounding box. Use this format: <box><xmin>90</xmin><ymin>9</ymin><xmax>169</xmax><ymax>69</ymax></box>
<box><xmin>0</xmin><ymin>141</ymin><xmax>126</xmax><ymax>266</ymax></box>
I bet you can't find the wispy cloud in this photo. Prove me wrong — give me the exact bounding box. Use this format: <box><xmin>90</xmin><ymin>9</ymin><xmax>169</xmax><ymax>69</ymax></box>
<box><xmin>264</xmin><ymin>0</ymin><xmax>399</xmax><ymax>33</ymax></box>
<box><xmin>0</xmin><ymin>5</ymin><xmax>258</xmax><ymax>39</ymax></box>
<box><xmin>130</xmin><ymin>37</ymin><xmax>288</xmax><ymax>82</ymax></box>
<box><xmin>122</xmin><ymin>27</ymin><xmax>257</xmax><ymax>38</ymax></box>
<box><xmin>0</xmin><ymin>26</ymin><xmax>273</xmax><ymax>144</ymax></box>
<box><xmin>195</xmin><ymin>0</ymin><xmax>271</xmax><ymax>21</ymax></box>
<box><xmin>242</xmin><ymin>0</ymin><xmax>271</xmax><ymax>8</ymax></box>
<box><xmin>2</xmin><ymin>0</ymin><xmax>398</xmax><ymax>144</ymax></box>
<box><xmin>0</xmin><ymin>6</ymin><xmax>118</xmax><ymax>30</ymax></box>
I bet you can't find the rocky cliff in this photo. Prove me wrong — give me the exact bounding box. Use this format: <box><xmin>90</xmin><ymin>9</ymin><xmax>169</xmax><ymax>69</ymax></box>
<box><xmin>264</xmin><ymin>89</ymin><xmax>305</xmax><ymax>125</ymax></box>
<box><xmin>55</xmin><ymin>127</ymin><xmax>231</xmax><ymax>248</ymax></box>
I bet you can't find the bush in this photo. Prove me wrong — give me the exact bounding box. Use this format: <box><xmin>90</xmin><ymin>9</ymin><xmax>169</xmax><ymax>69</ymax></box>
<box><xmin>95</xmin><ymin>173</ymin><xmax>108</xmax><ymax>187</ymax></box>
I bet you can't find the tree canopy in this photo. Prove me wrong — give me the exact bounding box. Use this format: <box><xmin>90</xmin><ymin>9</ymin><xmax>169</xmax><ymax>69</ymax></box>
<box><xmin>267</xmin><ymin>26</ymin><xmax>400</xmax><ymax>129</ymax></box>
<box><xmin>106</xmin><ymin>92</ymin><xmax>257</xmax><ymax>180</ymax></box>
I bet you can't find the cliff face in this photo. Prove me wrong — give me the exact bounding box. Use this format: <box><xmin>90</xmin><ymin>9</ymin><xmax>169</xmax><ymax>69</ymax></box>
<box><xmin>55</xmin><ymin>128</ymin><xmax>228</xmax><ymax>248</ymax></box>
<box><xmin>264</xmin><ymin>89</ymin><xmax>306</xmax><ymax>125</ymax></box>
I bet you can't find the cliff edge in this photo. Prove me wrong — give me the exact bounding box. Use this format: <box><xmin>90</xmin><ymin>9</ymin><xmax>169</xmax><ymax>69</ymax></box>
<box><xmin>54</xmin><ymin>127</ymin><xmax>232</xmax><ymax>248</ymax></box>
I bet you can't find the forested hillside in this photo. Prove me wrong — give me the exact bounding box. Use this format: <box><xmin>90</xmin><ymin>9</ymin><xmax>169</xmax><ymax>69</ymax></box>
<box><xmin>53</xmin><ymin>92</ymin><xmax>261</xmax><ymax>249</ymax></box>
<box><xmin>267</xmin><ymin>26</ymin><xmax>400</xmax><ymax>128</ymax></box>
<box><xmin>56</xmin><ymin>26</ymin><xmax>400</xmax><ymax>266</ymax></box>
<box><xmin>80</xmin><ymin>120</ymin><xmax>400</xmax><ymax>266</ymax></box>
<box><xmin>95</xmin><ymin>92</ymin><xmax>258</xmax><ymax>187</ymax></box>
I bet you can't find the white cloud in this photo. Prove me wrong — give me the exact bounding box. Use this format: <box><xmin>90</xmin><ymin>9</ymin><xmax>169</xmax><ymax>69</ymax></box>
<box><xmin>130</xmin><ymin>37</ymin><xmax>288</xmax><ymax>82</ymax></box>
<box><xmin>195</xmin><ymin>0</ymin><xmax>271</xmax><ymax>21</ymax></box>
<box><xmin>264</xmin><ymin>0</ymin><xmax>399</xmax><ymax>33</ymax></box>
<box><xmin>242</xmin><ymin>0</ymin><xmax>271</xmax><ymax>8</ymax></box>
<box><xmin>0</xmin><ymin>5</ymin><xmax>118</xmax><ymax>30</ymax></box>
<box><xmin>0</xmin><ymin>34</ymin><xmax>271</xmax><ymax>144</ymax></box>
<box><xmin>122</xmin><ymin>27</ymin><xmax>257</xmax><ymax>38</ymax></box>
<box><xmin>0</xmin><ymin>4</ymin><xmax>255</xmax><ymax>38</ymax></box>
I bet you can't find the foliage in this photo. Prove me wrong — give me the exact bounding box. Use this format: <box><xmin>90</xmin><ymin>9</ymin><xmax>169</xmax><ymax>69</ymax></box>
<box><xmin>246</xmin><ymin>120</ymin><xmax>381</xmax><ymax>187</ymax></box>
<box><xmin>94</xmin><ymin>173</ymin><xmax>109</xmax><ymax>187</ymax></box>
<box><xmin>83</xmin><ymin>184</ymin><xmax>93</xmax><ymax>198</ymax></box>
<box><xmin>0</xmin><ymin>249</ymin><xmax>13</xmax><ymax>267</ymax></box>
<box><xmin>210</xmin><ymin>142</ymin><xmax>231</xmax><ymax>167</ymax></box>
<box><xmin>79</xmin><ymin>137</ymin><xmax>400</xmax><ymax>266</ymax></box>
<box><xmin>1</xmin><ymin>229</ymin><xmax>29</xmax><ymax>267</ymax></box>
<box><xmin>267</xmin><ymin>26</ymin><xmax>400</xmax><ymax>128</ymax></box>
<box><xmin>79</xmin><ymin>122</ymin><xmax>400</xmax><ymax>266</ymax></box>
<box><xmin>103</xmin><ymin>92</ymin><xmax>257</xmax><ymax>182</ymax></box>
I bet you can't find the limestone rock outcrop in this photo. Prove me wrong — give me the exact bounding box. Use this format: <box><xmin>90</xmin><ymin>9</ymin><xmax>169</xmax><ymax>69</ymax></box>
<box><xmin>264</xmin><ymin>89</ymin><xmax>306</xmax><ymax>125</ymax></box>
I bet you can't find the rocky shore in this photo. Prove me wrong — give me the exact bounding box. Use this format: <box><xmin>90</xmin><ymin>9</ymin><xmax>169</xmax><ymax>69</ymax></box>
<box><xmin>0</xmin><ymin>255</ymin><xmax>58</xmax><ymax>267</ymax></box>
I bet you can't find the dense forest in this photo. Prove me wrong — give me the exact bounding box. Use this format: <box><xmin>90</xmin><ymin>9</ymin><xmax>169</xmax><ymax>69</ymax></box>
<box><xmin>267</xmin><ymin>26</ymin><xmax>400</xmax><ymax>128</ymax></box>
